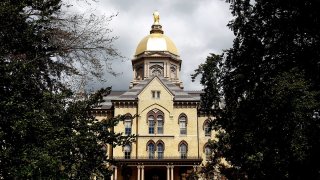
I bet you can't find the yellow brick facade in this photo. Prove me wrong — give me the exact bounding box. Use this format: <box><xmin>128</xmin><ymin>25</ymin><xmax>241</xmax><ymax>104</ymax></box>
<box><xmin>94</xmin><ymin>13</ymin><xmax>215</xmax><ymax>180</ymax></box>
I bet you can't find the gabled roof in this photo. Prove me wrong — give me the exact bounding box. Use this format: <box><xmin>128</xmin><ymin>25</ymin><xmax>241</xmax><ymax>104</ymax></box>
<box><xmin>113</xmin><ymin>76</ymin><xmax>198</xmax><ymax>101</ymax></box>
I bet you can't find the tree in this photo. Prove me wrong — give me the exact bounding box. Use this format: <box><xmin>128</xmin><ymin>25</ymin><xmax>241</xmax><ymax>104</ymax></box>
<box><xmin>0</xmin><ymin>0</ymin><xmax>132</xmax><ymax>179</ymax></box>
<box><xmin>191</xmin><ymin>53</ymin><xmax>223</xmax><ymax>114</ymax></box>
<box><xmin>193</xmin><ymin>0</ymin><xmax>320</xmax><ymax>179</ymax></box>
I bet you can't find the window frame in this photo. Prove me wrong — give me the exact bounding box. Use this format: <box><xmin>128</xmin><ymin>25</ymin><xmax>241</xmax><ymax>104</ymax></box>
<box><xmin>157</xmin><ymin>142</ymin><xmax>164</xmax><ymax>159</ymax></box>
<box><xmin>178</xmin><ymin>114</ymin><xmax>187</xmax><ymax>135</ymax></box>
<box><xmin>178</xmin><ymin>141</ymin><xmax>188</xmax><ymax>159</ymax></box>
<box><xmin>180</xmin><ymin>144</ymin><xmax>187</xmax><ymax>159</ymax></box>
<box><xmin>204</xmin><ymin>119</ymin><xmax>211</xmax><ymax>137</ymax></box>
<box><xmin>157</xmin><ymin>115</ymin><xmax>164</xmax><ymax>134</ymax></box>
<box><xmin>124</xmin><ymin>119</ymin><xmax>132</xmax><ymax>135</ymax></box>
<box><xmin>205</xmin><ymin>145</ymin><xmax>212</xmax><ymax>160</ymax></box>
<box><xmin>147</xmin><ymin>109</ymin><xmax>164</xmax><ymax>134</ymax></box>
<box><xmin>152</xmin><ymin>90</ymin><xmax>161</xmax><ymax>99</ymax></box>
<box><xmin>124</xmin><ymin>144</ymin><xmax>131</xmax><ymax>159</ymax></box>
<box><xmin>148</xmin><ymin>143</ymin><xmax>155</xmax><ymax>159</ymax></box>
<box><xmin>148</xmin><ymin>115</ymin><xmax>155</xmax><ymax>134</ymax></box>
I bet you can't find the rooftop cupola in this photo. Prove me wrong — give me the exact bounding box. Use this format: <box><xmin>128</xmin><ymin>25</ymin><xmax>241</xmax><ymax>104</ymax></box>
<box><xmin>130</xmin><ymin>11</ymin><xmax>184</xmax><ymax>89</ymax></box>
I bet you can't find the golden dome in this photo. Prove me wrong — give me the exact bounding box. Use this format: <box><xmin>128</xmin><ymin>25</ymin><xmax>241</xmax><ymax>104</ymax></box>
<box><xmin>135</xmin><ymin>33</ymin><xmax>179</xmax><ymax>56</ymax></box>
<box><xmin>135</xmin><ymin>11</ymin><xmax>179</xmax><ymax>56</ymax></box>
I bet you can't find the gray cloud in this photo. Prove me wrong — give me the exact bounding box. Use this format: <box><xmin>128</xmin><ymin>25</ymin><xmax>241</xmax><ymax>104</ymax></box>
<box><xmin>73</xmin><ymin>0</ymin><xmax>234</xmax><ymax>91</ymax></box>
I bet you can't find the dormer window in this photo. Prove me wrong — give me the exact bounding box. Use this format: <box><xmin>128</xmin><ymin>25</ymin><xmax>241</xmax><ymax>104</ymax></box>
<box><xmin>152</xmin><ymin>91</ymin><xmax>160</xmax><ymax>99</ymax></box>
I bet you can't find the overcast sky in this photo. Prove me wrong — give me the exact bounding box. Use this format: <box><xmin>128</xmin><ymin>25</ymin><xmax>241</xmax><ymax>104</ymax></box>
<box><xmin>73</xmin><ymin>0</ymin><xmax>234</xmax><ymax>91</ymax></box>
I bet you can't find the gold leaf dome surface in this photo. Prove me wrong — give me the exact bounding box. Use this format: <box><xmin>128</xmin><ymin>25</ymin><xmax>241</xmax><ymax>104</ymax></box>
<box><xmin>135</xmin><ymin>33</ymin><xmax>179</xmax><ymax>56</ymax></box>
<box><xmin>135</xmin><ymin>12</ymin><xmax>178</xmax><ymax>56</ymax></box>
<box><xmin>135</xmin><ymin>33</ymin><xmax>178</xmax><ymax>55</ymax></box>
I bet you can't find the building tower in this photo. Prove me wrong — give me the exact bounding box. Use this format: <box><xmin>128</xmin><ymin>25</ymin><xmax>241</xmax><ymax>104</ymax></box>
<box><xmin>130</xmin><ymin>11</ymin><xmax>184</xmax><ymax>89</ymax></box>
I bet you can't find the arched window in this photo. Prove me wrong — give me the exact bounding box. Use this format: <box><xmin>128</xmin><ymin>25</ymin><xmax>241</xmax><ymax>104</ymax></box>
<box><xmin>204</xmin><ymin>120</ymin><xmax>211</xmax><ymax>137</ymax></box>
<box><xmin>157</xmin><ymin>142</ymin><xmax>164</xmax><ymax>159</ymax></box>
<box><xmin>124</xmin><ymin>115</ymin><xmax>132</xmax><ymax>135</ymax></box>
<box><xmin>179</xmin><ymin>141</ymin><xmax>188</xmax><ymax>159</ymax></box>
<box><xmin>170</xmin><ymin>65</ymin><xmax>177</xmax><ymax>80</ymax></box>
<box><xmin>148</xmin><ymin>143</ymin><xmax>155</xmax><ymax>159</ymax></box>
<box><xmin>148</xmin><ymin>115</ymin><xmax>155</xmax><ymax>134</ymax></box>
<box><xmin>179</xmin><ymin>114</ymin><xmax>187</xmax><ymax>135</ymax></box>
<box><xmin>136</xmin><ymin>66</ymin><xmax>144</xmax><ymax>80</ymax></box>
<box><xmin>147</xmin><ymin>109</ymin><xmax>164</xmax><ymax>134</ymax></box>
<box><xmin>124</xmin><ymin>144</ymin><xmax>131</xmax><ymax>159</ymax></box>
<box><xmin>205</xmin><ymin>145</ymin><xmax>212</xmax><ymax>160</ymax></box>
<box><xmin>157</xmin><ymin>115</ymin><xmax>163</xmax><ymax>134</ymax></box>
<box><xmin>150</xmin><ymin>64</ymin><xmax>164</xmax><ymax>77</ymax></box>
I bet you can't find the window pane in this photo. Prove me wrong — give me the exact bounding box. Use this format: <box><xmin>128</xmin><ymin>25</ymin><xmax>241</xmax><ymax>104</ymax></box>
<box><xmin>205</xmin><ymin>146</ymin><xmax>211</xmax><ymax>160</ymax></box>
<box><xmin>125</xmin><ymin>121</ymin><xmax>131</xmax><ymax>128</ymax></box>
<box><xmin>124</xmin><ymin>144</ymin><xmax>131</xmax><ymax>159</ymax></box>
<box><xmin>157</xmin><ymin>144</ymin><xmax>164</xmax><ymax>159</ymax></box>
<box><xmin>157</xmin><ymin>115</ymin><xmax>163</xmax><ymax>134</ymax></box>
<box><xmin>180</xmin><ymin>144</ymin><xmax>187</xmax><ymax>159</ymax></box>
<box><xmin>125</xmin><ymin>152</ymin><xmax>131</xmax><ymax>159</ymax></box>
<box><xmin>204</xmin><ymin>123</ymin><xmax>211</xmax><ymax>136</ymax></box>
<box><xmin>148</xmin><ymin>144</ymin><xmax>155</xmax><ymax>159</ymax></box>
<box><xmin>124</xmin><ymin>121</ymin><xmax>131</xmax><ymax>135</ymax></box>
<box><xmin>180</xmin><ymin>121</ymin><xmax>185</xmax><ymax>128</ymax></box>
<box><xmin>179</xmin><ymin>116</ymin><xmax>187</xmax><ymax>135</ymax></box>
<box><xmin>125</xmin><ymin>128</ymin><xmax>131</xmax><ymax>135</ymax></box>
<box><xmin>124</xmin><ymin>144</ymin><xmax>131</xmax><ymax>152</ymax></box>
<box><xmin>180</xmin><ymin>128</ymin><xmax>186</xmax><ymax>135</ymax></box>
<box><xmin>180</xmin><ymin>120</ymin><xmax>186</xmax><ymax>135</ymax></box>
<box><xmin>157</xmin><ymin>126</ymin><xmax>163</xmax><ymax>134</ymax></box>
<box><xmin>149</xmin><ymin>120</ymin><xmax>154</xmax><ymax>134</ymax></box>
<box><xmin>149</xmin><ymin>116</ymin><xmax>155</xmax><ymax>134</ymax></box>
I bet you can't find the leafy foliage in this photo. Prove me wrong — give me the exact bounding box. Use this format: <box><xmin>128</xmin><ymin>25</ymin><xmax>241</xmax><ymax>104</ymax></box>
<box><xmin>0</xmin><ymin>0</ymin><xmax>131</xmax><ymax>179</ymax></box>
<box><xmin>194</xmin><ymin>0</ymin><xmax>320</xmax><ymax>179</ymax></box>
<box><xmin>192</xmin><ymin>54</ymin><xmax>223</xmax><ymax>114</ymax></box>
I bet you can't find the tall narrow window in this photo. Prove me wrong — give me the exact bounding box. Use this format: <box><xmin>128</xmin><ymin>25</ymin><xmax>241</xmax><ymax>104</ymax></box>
<box><xmin>147</xmin><ymin>109</ymin><xmax>164</xmax><ymax>134</ymax></box>
<box><xmin>179</xmin><ymin>115</ymin><xmax>187</xmax><ymax>135</ymax></box>
<box><xmin>152</xmin><ymin>91</ymin><xmax>161</xmax><ymax>99</ymax></box>
<box><xmin>157</xmin><ymin>143</ymin><xmax>164</xmax><ymax>159</ymax></box>
<box><xmin>157</xmin><ymin>115</ymin><xmax>163</xmax><ymax>134</ymax></box>
<box><xmin>124</xmin><ymin>116</ymin><xmax>132</xmax><ymax>135</ymax></box>
<box><xmin>204</xmin><ymin>121</ymin><xmax>211</xmax><ymax>137</ymax></box>
<box><xmin>179</xmin><ymin>143</ymin><xmax>187</xmax><ymax>159</ymax></box>
<box><xmin>124</xmin><ymin>144</ymin><xmax>131</xmax><ymax>159</ymax></box>
<box><xmin>148</xmin><ymin>115</ymin><xmax>155</xmax><ymax>134</ymax></box>
<box><xmin>205</xmin><ymin>146</ymin><xmax>212</xmax><ymax>160</ymax></box>
<box><xmin>148</xmin><ymin>143</ymin><xmax>155</xmax><ymax>159</ymax></box>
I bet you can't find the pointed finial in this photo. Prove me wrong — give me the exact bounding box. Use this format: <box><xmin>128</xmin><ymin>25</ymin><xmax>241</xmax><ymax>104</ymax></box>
<box><xmin>153</xmin><ymin>11</ymin><xmax>160</xmax><ymax>25</ymax></box>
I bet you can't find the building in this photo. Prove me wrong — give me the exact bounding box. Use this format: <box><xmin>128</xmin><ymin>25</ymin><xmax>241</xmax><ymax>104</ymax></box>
<box><xmin>95</xmin><ymin>12</ymin><xmax>215</xmax><ymax>180</ymax></box>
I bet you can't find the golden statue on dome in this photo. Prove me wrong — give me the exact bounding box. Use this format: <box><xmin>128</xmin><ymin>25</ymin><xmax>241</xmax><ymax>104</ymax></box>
<box><xmin>153</xmin><ymin>11</ymin><xmax>160</xmax><ymax>24</ymax></box>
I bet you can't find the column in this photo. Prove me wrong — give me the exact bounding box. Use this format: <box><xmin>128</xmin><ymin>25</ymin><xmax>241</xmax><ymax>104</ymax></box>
<box><xmin>141</xmin><ymin>166</ymin><xmax>144</xmax><ymax>180</ymax></box>
<box><xmin>170</xmin><ymin>165</ymin><xmax>174</xmax><ymax>180</ymax></box>
<box><xmin>165</xmin><ymin>62</ymin><xmax>168</xmax><ymax>78</ymax></box>
<box><xmin>167</xmin><ymin>165</ymin><xmax>170</xmax><ymax>180</ymax></box>
<box><xmin>137</xmin><ymin>165</ymin><xmax>141</xmax><ymax>180</ymax></box>
<box><xmin>114</xmin><ymin>166</ymin><xmax>118</xmax><ymax>180</ymax></box>
<box><xmin>111</xmin><ymin>166</ymin><xmax>114</xmax><ymax>180</ymax></box>
<box><xmin>133</xmin><ymin>66</ymin><xmax>136</xmax><ymax>80</ymax></box>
